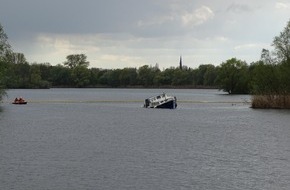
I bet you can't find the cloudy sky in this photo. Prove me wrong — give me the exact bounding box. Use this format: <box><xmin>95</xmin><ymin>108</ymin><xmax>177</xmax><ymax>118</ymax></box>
<box><xmin>0</xmin><ymin>0</ymin><xmax>290</xmax><ymax>69</ymax></box>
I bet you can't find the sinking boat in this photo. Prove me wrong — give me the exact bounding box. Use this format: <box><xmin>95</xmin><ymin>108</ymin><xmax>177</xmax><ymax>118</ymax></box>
<box><xmin>144</xmin><ymin>93</ymin><xmax>177</xmax><ymax>109</ymax></box>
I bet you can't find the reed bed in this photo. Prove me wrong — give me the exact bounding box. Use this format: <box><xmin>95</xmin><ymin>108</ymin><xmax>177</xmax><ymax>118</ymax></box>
<box><xmin>251</xmin><ymin>94</ymin><xmax>290</xmax><ymax>109</ymax></box>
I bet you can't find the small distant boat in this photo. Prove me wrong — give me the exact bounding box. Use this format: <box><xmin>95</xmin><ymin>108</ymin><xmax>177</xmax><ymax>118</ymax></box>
<box><xmin>144</xmin><ymin>93</ymin><xmax>177</xmax><ymax>109</ymax></box>
<box><xmin>12</xmin><ymin>97</ymin><xmax>27</xmax><ymax>105</ymax></box>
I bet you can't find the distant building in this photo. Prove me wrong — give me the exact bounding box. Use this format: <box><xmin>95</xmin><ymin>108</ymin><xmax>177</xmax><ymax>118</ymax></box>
<box><xmin>179</xmin><ymin>56</ymin><xmax>182</xmax><ymax>70</ymax></box>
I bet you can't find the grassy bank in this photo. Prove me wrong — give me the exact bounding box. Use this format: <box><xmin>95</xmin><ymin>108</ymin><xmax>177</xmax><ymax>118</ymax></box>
<box><xmin>251</xmin><ymin>95</ymin><xmax>290</xmax><ymax>109</ymax></box>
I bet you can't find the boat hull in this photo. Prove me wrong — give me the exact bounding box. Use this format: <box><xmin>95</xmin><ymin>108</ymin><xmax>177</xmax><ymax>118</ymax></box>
<box><xmin>12</xmin><ymin>102</ymin><xmax>27</xmax><ymax>105</ymax></box>
<box><xmin>155</xmin><ymin>99</ymin><xmax>177</xmax><ymax>109</ymax></box>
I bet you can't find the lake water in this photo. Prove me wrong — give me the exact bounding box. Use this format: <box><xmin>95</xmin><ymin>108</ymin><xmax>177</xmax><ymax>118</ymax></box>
<box><xmin>1</xmin><ymin>88</ymin><xmax>290</xmax><ymax>190</ymax></box>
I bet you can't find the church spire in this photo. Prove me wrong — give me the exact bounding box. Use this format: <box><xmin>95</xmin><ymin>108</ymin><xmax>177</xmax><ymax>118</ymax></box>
<box><xmin>179</xmin><ymin>56</ymin><xmax>182</xmax><ymax>70</ymax></box>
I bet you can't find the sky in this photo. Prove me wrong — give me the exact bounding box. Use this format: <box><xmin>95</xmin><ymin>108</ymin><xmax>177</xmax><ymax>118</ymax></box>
<box><xmin>0</xmin><ymin>0</ymin><xmax>290</xmax><ymax>69</ymax></box>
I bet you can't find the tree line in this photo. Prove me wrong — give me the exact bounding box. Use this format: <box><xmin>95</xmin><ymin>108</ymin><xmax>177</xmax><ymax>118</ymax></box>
<box><xmin>1</xmin><ymin>19</ymin><xmax>290</xmax><ymax>108</ymax></box>
<box><xmin>0</xmin><ymin>51</ymin><xmax>286</xmax><ymax>95</ymax></box>
<box><xmin>0</xmin><ymin>51</ymin><xmax>257</xmax><ymax>93</ymax></box>
<box><xmin>0</xmin><ymin>55</ymin><xmax>220</xmax><ymax>89</ymax></box>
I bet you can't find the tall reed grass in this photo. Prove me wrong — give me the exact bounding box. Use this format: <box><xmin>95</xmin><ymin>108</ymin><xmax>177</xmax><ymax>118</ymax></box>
<box><xmin>251</xmin><ymin>94</ymin><xmax>290</xmax><ymax>109</ymax></box>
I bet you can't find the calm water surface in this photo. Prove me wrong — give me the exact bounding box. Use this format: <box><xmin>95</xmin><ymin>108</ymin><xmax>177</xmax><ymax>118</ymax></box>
<box><xmin>1</xmin><ymin>89</ymin><xmax>290</xmax><ymax>190</ymax></box>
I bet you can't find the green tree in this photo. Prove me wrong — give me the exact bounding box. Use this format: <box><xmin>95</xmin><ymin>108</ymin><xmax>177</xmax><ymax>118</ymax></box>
<box><xmin>28</xmin><ymin>64</ymin><xmax>50</xmax><ymax>88</ymax></box>
<box><xmin>272</xmin><ymin>19</ymin><xmax>290</xmax><ymax>64</ymax></box>
<box><xmin>260</xmin><ymin>49</ymin><xmax>275</xmax><ymax>64</ymax></box>
<box><xmin>119</xmin><ymin>68</ymin><xmax>138</xmax><ymax>86</ymax></box>
<box><xmin>171</xmin><ymin>69</ymin><xmax>192</xmax><ymax>86</ymax></box>
<box><xmin>203</xmin><ymin>65</ymin><xmax>217</xmax><ymax>86</ymax></box>
<box><xmin>89</xmin><ymin>68</ymin><xmax>102</xmax><ymax>86</ymax></box>
<box><xmin>0</xmin><ymin>60</ymin><xmax>8</xmax><ymax>100</ymax></box>
<box><xmin>250</xmin><ymin>61</ymin><xmax>280</xmax><ymax>94</ymax></box>
<box><xmin>13</xmin><ymin>62</ymin><xmax>30</xmax><ymax>88</ymax></box>
<box><xmin>6</xmin><ymin>52</ymin><xmax>26</xmax><ymax>64</ymax></box>
<box><xmin>50</xmin><ymin>64</ymin><xmax>72</xmax><ymax>87</ymax></box>
<box><xmin>272</xmin><ymin>20</ymin><xmax>290</xmax><ymax>94</ymax></box>
<box><xmin>195</xmin><ymin>65</ymin><xmax>208</xmax><ymax>85</ymax></box>
<box><xmin>194</xmin><ymin>64</ymin><xmax>217</xmax><ymax>86</ymax></box>
<box><xmin>0</xmin><ymin>23</ymin><xmax>11</xmax><ymax>61</ymax></box>
<box><xmin>98</xmin><ymin>70</ymin><xmax>110</xmax><ymax>86</ymax></box>
<box><xmin>99</xmin><ymin>69</ymin><xmax>122</xmax><ymax>87</ymax></box>
<box><xmin>216</xmin><ymin>58</ymin><xmax>249</xmax><ymax>94</ymax></box>
<box><xmin>62</xmin><ymin>54</ymin><xmax>91</xmax><ymax>87</ymax></box>
<box><xmin>0</xmin><ymin>60</ymin><xmax>12</xmax><ymax>88</ymax></box>
<box><xmin>154</xmin><ymin>67</ymin><xmax>175</xmax><ymax>86</ymax></box>
<box><xmin>63</xmin><ymin>54</ymin><xmax>89</xmax><ymax>69</ymax></box>
<box><xmin>137</xmin><ymin>65</ymin><xmax>160</xmax><ymax>87</ymax></box>
<box><xmin>0</xmin><ymin>23</ymin><xmax>12</xmax><ymax>100</ymax></box>
<box><xmin>252</xmin><ymin>20</ymin><xmax>290</xmax><ymax>95</ymax></box>
<box><xmin>71</xmin><ymin>66</ymin><xmax>90</xmax><ymax>87</ymax></box>
<box><xmin>29</xmin><ymin>64</ymin><xmax>42</xmax><ymax>87</ymax></box>
<box><xmin>38</xmin><ymin>63</ymin><xmax>52</xmax><ymax>82</ymax></box>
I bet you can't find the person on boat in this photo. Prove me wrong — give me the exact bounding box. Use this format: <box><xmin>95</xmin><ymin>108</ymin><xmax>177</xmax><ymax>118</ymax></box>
<box><xmin>19</xmin><ymin>97</ymin><xmax>24</xmax><ymax>103</ymax></box>
<box><xmin>14</xmin><ymin>98</ymin><xmax>19</xmax><ymax>103</ymax></box>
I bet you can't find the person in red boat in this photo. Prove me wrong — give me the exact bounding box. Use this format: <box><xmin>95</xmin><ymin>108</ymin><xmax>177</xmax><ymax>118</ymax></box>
<box><xmin>19</xmin><ymin>97</ymin><xmax>24</xmax><ymax>103</ymax></box>
<box><xmin>14</xmin><ymin>98</ymin><xmax>19</xmax><ymax>103</ymax></box>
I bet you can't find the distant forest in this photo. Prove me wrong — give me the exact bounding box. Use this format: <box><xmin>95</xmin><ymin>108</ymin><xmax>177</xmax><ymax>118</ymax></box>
<box><xmin>1</xmin><ymin>19</ymin><xmax>290</xmax><ymax>108</ymax></box>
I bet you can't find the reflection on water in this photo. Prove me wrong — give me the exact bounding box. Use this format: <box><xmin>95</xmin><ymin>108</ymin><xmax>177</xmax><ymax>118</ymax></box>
<box><xmin>1</xmin><ymin>89</ymin><xmax>290</xmax><ymax>190</ymax></box>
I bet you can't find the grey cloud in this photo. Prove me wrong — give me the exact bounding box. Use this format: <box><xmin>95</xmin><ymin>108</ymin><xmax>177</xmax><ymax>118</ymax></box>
<box><xmin>1</xmin><ymin>0</ymin><xmax>289</xmax><ymax>68</ymax></box>
<box><xmin>226</xmin><ymin>3</ymin><xmax>253</xmax><ymax>13</ymax></box>
<box><xmin>1</xmin><ymin>0</ymin><xmax>158</xmax><ymax>35</ymax></box>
